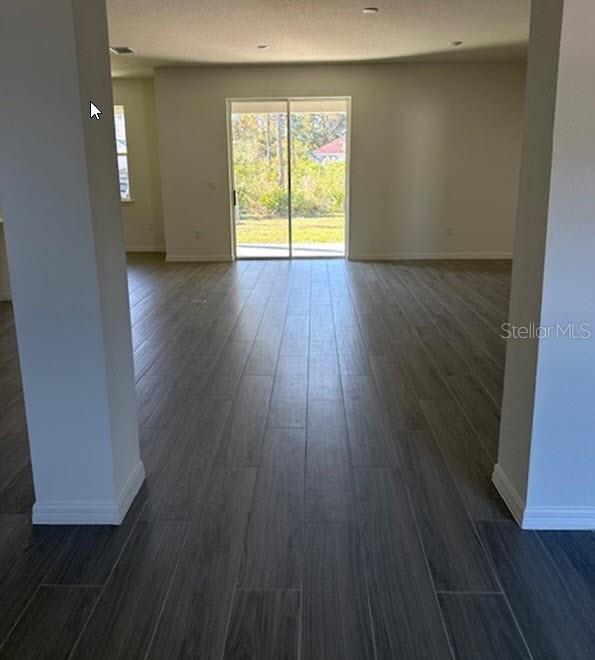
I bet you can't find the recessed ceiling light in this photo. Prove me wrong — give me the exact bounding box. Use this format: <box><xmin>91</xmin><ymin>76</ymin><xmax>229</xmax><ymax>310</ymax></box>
<box><xmin>257</xmin><ymin>44</ymin><xmax>270</xmax><ymax>50</ymax></box>
<box><xmin>362</xmin><ymin>7</ymin><xmax>379</xmax><ymax>13</ymax></box>
<box><xmin>109</xmin><ymin>46</ymin><xmax>135</xmax><ymax>55</ymax></box>
<box><xmin>450</xmin><ymin>40</ymin><xmax>464</xmax><ymax>47</ymax></box>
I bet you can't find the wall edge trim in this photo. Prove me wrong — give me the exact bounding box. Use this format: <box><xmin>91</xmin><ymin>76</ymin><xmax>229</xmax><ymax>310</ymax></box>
<box><xmin>492</xmin><ymin>462</ymin><xmax>524</xmax><ymax>526</ymax></box>
<box><xmin>125</xmin><ymin>245</ymin><xmax>166</xmax><ymax>252</ymax></box>
<box><xmin>166</xmin><ymin>254</ymin><xmax>233</xmax><ymax>262</ymax></box>
<box><xmin>32</xmin><ymin>460</ymin><xmax>145</xmax><ymax>525</ymax></box>
<box><xmin>521</xmin><ymin>506</ymin><xmax>595</xmax><ymax>530</ymax></box>
<box><xmin>492</xmin><ymin>463</ymin><xmax>595</xmax><ymax>530</ymax></box>
<box><xmin>349</xmin><ymin>252</ymin><xmax>514</xmax><ymax>261</ymax></box>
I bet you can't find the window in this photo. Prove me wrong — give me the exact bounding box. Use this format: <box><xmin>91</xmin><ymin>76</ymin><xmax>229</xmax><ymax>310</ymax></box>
<box><xmin>114</xmin><ymin>105</ymin><xmax>131</xmax><ymax>201</ymax></box>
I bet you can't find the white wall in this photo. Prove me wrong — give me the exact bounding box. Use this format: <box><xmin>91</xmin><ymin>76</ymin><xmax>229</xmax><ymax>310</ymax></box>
<box><xmin>496</xmin><ymin>1</ymin><xmax>562</xmax><ymax>512</ymax></box>
<box><xmin>0</xmin><ymin>0</ymin><xmax>142</xmax><ymax>524</ymax></box>
<box><xmin>112</xmin><ymin>78</ymin><xmax>165</xmax><ymax>251</ymax></box>
<box><xmin>153</xmin><ymin>62</ymin><xmax>526</xmax><ymax>261</ymax></box>
<box><xmin>532</xmin><ymin>0</ymin><xmax>595</xmax><ymax>512</ymax></box>
<box><xmin>496</xmin><ymin>0</ymin><xmax>595</xmax><ymax>529</ymax></box>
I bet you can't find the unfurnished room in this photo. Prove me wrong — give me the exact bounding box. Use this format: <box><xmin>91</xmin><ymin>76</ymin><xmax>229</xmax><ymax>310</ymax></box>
<box><xmin>0</xmin><ymin>0</ymin><xmax>594</xmax><ymax>658</ymax></box>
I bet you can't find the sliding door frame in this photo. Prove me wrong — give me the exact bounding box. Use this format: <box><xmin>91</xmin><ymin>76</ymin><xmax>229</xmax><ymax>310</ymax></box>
<box><xmin>226</xmin><ymin>96</ymin><xmax>351</xmax><ymax>260</ymax></box>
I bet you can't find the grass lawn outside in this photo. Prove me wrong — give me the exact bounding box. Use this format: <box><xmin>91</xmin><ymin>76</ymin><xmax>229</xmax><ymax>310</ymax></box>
<box><xmin>236</xmin><ymin>215</ymin><xmax>344</xmax><ymax>245</ymax></box>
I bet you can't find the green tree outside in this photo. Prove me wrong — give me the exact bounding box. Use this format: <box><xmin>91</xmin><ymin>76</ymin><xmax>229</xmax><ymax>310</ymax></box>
<box><xmin>231</xmin><ymin>110</ymin><xmax>346</xmax><ymax>244</ymax></box>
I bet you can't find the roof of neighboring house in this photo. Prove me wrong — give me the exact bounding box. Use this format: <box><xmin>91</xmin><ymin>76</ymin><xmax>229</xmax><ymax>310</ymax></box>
<box><xmin>313</xmin><ymin>137</ymin><xmax>346</xmax><ymax>156</ymax></box>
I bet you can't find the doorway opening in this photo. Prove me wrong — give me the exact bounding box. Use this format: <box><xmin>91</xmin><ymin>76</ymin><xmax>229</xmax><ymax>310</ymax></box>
<box><xmin>227</xmin><ymin>97</ymin><xmax>350</xmax><ymax>259</ymax></box>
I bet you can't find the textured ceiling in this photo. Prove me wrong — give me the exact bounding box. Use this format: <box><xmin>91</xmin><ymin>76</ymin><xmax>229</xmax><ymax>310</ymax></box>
<box><xmin>107</xmin><ymin>0</ymin><xmax>530</xmax><ymax>77</ymax></box>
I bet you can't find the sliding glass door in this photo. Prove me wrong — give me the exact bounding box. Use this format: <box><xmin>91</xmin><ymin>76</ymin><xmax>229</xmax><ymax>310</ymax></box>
<box><xmin>289</xmin><ymin>99</ymin><xmax>348</xmax><ymax>257</ymax></box>
<box><xmin>230</xmin><ymin>100</ymin><xmax>290</xmax><ymax>258</ymax></box>
<box><xmin>229</xmin><ymin>97</ymin><xmax>349</xmax><ymax>258</ymax></box>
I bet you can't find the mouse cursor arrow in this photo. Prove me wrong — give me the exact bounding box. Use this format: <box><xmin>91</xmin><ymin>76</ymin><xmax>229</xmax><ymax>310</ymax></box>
<box><xmin>90</xmin><ymin>102</ymin><xmax>102</xmax><ymax>120</ymax></box>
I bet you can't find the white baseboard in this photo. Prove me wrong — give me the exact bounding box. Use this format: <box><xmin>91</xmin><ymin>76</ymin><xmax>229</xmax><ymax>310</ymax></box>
<box><xmin>522</xmin><ymin>507</ymin><xmax>595</xmax><ymax>530</ymax></box>
<box><xmin>349</xmin><ymin>252</ymin><xmax>513</xmax><ymax>261</ymax></box>
<box><xmin>492</xmin><ymin>463</ymin><xmax>524</xmax><ymax>525</ymax></box>
<box><xmin>126</xmin><ymin>245</ymin><xmax>165</xmax><ymax>253</ymax></box>
<box><xmin>166</xmin><ymin>254</ymin><xmax>233</xmax><ymax>262</ymax></box>
<box><xmin>492</xmin><ymin>463</ymin><xmax>595</xmax><ymax>530</ymax></box>
<box><xmin>115</xmin><ymin>460</ymin><xmax>146</xmax><ymax>523</ymax></box>
<box><xmin>163</xmin><ymin>252</ymin><xmax>512</xmax><ymax>263</ymax></box>
<box><xmin>32</xmin><ymin>460</ymin><xmax>145</xmax><ymax>525</ymax></box>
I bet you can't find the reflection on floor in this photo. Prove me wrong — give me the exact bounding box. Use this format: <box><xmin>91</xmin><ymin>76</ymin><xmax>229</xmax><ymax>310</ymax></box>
<box><xmin>237</xmin><ymin>242</ymin><xmax>345</xmax><ymax>258</ymax></box>
<box><xmin>1</xmin><ymin>256</ymin><xmax>595</xmax><ymax>658</ymax></box>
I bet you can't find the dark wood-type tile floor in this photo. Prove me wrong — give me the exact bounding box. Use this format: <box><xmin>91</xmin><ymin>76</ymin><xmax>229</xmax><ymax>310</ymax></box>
<box><xmin>1</xmin><ymin>255</ymin><xmax>595</xmax><ymax>659</ymax></box>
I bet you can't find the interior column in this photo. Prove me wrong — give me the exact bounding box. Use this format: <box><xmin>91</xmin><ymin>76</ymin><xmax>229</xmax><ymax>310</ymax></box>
<box><xmin>495</xmin><ymin>0</ymin><xmax>595</xmax><ymax>529</ymax></box>
<box><xmin>0</xmin><ymin>0</ymin><xmax>144</xmax><ymax>524</ymax></box>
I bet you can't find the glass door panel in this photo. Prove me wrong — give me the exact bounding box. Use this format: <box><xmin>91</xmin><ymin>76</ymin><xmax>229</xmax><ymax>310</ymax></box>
<box><xmin>289</xmin><ymin>99</ymin><xmax>348</xmax><ymax>257</ymax></box>
<box><xmin>230</xmin><ymin>100</ymin><xmax>290</xmax><ymax>258</ymax></box>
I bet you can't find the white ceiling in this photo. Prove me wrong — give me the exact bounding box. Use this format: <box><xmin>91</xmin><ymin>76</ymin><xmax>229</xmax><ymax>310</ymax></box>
<box><xmin>107</xmin><ymin>0</ymin><xmax>530</xmax><ymax>77</ymax></box>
